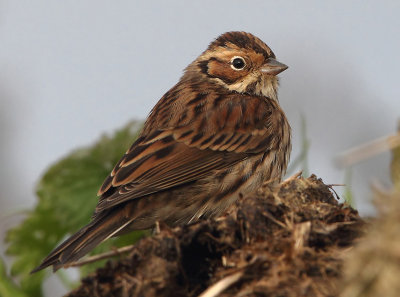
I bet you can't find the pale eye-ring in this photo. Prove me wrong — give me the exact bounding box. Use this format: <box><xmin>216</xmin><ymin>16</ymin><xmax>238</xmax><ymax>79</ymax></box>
<box><xmin>230</xmin><ymin>56</ymin><xmax>246</xmax><ymax>70</ymax></box>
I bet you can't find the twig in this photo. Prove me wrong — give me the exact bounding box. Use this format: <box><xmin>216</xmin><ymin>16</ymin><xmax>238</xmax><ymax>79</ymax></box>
<box><xmin>327</xmin><ymin>184</ymin><xmax>342</xmax><ymax>201</ymax></box>
<box><xmin>66</xmin><ymin>244</ymin><xmax>135</xmax><ymax>268</ymax></box>
<box><xmin>261</xmin><ymin>210</ymin><xmax>287</xmax><ymax>229</ymax></box>
<box><xmin>154</xmin><ymin>221</ymin><xmax>161</xmax><ymax>235</ymax></box>
<box><xmin>336</xmin><ymin>133</ymin><xmax>400</xmax><ymax>168</ymax></box>
<box><xmin>284</xmin><ymin>170</ymin><xmax>303</xmax><ymax>182</ymax></box>
<box><xmin>198</xmin><ymin>271</ymin><xmax>243</xmax><ymax>297</ymax></box>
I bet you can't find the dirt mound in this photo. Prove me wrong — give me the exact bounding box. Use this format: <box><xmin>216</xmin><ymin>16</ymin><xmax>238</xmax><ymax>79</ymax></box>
<box><xmin>66</xmin><ymin>175</ymin><xmax>364</xmax><ymax>297</ymax></box>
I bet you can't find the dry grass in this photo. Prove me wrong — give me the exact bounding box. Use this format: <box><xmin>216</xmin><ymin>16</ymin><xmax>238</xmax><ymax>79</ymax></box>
<box><xmin>340</xmin><ymin>187</ymin><xmax>400</xmax><ymax>297</ymax></box>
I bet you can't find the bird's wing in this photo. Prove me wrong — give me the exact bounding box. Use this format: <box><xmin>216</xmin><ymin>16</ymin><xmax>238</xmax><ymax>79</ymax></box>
<box><xmin>95</xmin><ymin>94</ymin><xmax>278</xmax><ymax>213</ymax></box>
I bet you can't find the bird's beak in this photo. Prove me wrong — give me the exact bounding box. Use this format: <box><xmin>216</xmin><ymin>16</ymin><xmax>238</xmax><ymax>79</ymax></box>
<box><xmin>260</xmin><ymin>58</ymin><xmax>288</xmax><ymax>76</ymax></box>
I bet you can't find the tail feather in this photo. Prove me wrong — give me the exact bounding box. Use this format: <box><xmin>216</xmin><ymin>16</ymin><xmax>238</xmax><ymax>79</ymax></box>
<box><xmin>31</xmin><ymin>208</ymin><xmax>133</xmax><ymax>273</ymax></box>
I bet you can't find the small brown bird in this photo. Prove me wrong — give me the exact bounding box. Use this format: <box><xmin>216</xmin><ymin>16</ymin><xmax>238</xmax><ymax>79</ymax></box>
<box><xmin>32</xmin><ymin>31</ymin><xmax>291</xmax><ymax>272</ymax></box>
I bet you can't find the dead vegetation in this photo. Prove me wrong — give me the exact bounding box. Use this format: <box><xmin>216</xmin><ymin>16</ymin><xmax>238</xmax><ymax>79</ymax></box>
<box><xmin>66</xmin><ymin>175</ymin><xmax>365</xmax><ymax>297</ymax></box>
<box><xmin>340</xmin><ymin>187</ymin><xmax>400</xmax><ymax>297</ymax></box>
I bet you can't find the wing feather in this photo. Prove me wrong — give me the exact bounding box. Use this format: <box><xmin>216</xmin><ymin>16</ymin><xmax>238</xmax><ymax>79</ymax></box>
<box><xmin>96</xmin><ymin>92</ymin><xmax>281</xmax><ymax>213</ymax></box>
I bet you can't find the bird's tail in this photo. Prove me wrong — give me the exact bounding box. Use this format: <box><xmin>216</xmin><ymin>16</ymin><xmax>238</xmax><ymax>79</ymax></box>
<box><xmin>31</xmin><ymin>208</ymin><xmax>134</xmax><ymax>273</ymax></box>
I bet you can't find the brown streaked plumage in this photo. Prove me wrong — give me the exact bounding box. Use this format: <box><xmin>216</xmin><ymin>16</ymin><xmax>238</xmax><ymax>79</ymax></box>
<box><xmin>32</xmin><ymin>31</ymin><xmax>291</xmax><ymax>273</ymax></box>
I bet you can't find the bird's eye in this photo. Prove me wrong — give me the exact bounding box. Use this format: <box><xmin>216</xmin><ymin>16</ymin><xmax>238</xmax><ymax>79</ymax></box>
<box><xmin>230</xmin><ymin>56</ymin><xmax>246</xmax><ymax>70</ymax></box>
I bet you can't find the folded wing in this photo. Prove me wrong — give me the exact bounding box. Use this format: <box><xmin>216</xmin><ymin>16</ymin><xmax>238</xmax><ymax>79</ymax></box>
<box><xmin>96</xmin><ymin>93</ymin><xmax>278</xmax><ymax>213</ymax></box>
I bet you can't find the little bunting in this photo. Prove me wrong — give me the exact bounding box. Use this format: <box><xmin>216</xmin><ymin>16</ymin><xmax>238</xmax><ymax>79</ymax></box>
<box><xmin>32</xmin><ymin>31</ymin><xmax>291</xmax><ymax>272</ymax></box>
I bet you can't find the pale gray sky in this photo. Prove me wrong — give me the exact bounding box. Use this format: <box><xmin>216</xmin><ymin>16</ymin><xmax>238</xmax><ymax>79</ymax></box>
<box><xmin>2</xmin><ymin>0</ymin><xmax>400</xmax><ymax>216</ymax></box>
<box><xmin>1</xmin><ymin>1</ymin><xmax>400</xmax><ymax>294</ymax></box>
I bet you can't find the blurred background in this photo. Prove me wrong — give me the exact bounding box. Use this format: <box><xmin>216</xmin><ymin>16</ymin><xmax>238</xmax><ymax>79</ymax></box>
<box><xmin>0</xmin><ymin>1</ymin><xmax>399</xmax><ymax>295</ymax></box>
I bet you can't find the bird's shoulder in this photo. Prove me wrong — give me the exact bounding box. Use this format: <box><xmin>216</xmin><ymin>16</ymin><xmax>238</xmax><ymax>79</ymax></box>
<box><xmin>142</xmin><ymin>79</ymin><xmax>282</xmax><ymax>135</ymax></box>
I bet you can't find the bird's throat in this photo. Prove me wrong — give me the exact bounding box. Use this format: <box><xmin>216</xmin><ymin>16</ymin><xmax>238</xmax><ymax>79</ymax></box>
<box><xmin>257</xmin><ymin>76</ymin><xmax>279</xmax><ymax>101</ymax></box>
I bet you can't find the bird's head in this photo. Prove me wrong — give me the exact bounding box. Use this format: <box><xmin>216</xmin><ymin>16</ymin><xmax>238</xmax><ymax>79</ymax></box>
<box><xmin>185</xmin><ymin>31</ymin><xmax>288</xmax><ymax>100</ymax></box>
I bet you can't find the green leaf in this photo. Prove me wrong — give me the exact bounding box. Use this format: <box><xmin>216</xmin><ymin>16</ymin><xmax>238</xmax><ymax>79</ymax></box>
<box><xmin>343</xmin><ymin>167</ymin><xmax>355</xmax><ymax>207</ymax></box>
<box><xmin>5</xmin><ymin>121</ymin><xmax>146</xmax><ymax>295</ymax></box>
<box><xmin>287</xmin><ymin>114</ymin><xmax>311</xmax><ymax>176</ymax></box>
<box><xmin>0</xmin><ymin>257</ymin><xmax>29</xmax><ymax>297</ymax></box>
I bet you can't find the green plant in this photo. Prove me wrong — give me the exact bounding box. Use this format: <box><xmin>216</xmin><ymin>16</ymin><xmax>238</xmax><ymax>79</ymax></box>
<box><xmin>343</xmin><ymin>167</ymin><xmax>355</xmax><ymax>207</ymax></box>
<box><xmin>1</xmin><ymin>121</ymin><xmax>148</xmax><ymax>297</ymax></box>
<box><xmin>287</xmin><ymin>114</ymin><xmax>311</xmax><ymax>177</ymax></box>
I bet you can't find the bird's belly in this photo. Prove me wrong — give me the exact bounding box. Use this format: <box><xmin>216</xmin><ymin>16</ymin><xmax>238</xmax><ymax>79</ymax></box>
<box><xmin>123</xmin><ymin>150</ymin><xmax>286</xmax><ymax>230</ymax></box>
<box><xmin>183</xmin><ymin>151</ymin><xmax>285</xmax><ymax>222</ymax></box>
